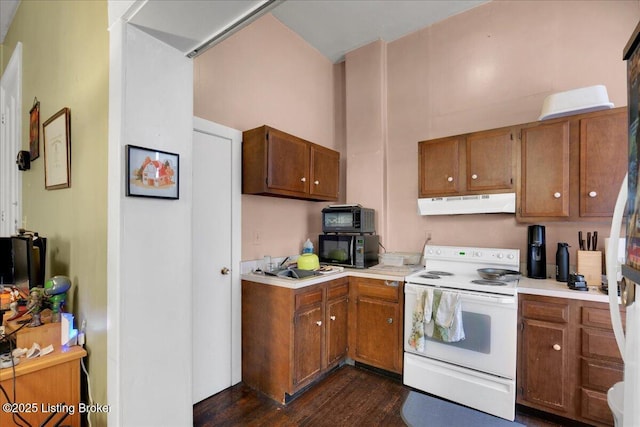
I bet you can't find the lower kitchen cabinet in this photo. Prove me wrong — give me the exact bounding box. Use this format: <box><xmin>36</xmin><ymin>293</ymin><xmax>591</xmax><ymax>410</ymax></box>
<box><xmin>349</xmin><ymin>277</ymin><xmax>404</xmax><ymax>374</ymax></box>
<box><xmin>518</xmin><ymin>295</ymin><xmax>572</xmax><ymax>413</ymax></box>
<box><xmin>518</xmin><ymin>294</ymin><xmax>624</xmax><ymax>426</ymax></box>
<box><xmin>242</xmin><ymin>277</ymin><xmax>349</xmax><ymax>403</ymax></box>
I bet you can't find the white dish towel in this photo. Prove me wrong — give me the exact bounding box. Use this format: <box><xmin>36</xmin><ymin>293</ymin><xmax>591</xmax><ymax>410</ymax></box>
<box><xmin>432</xmin><ymin>290</ymin><xmax>465</xmax><ymax>343</ymax></box>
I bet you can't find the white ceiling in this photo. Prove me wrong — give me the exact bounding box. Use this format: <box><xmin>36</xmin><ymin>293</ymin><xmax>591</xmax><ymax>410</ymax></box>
<box><xmin>1</xmin><ymin>0</ymin><xmax>488</xmax><ymax>63</ymax></box>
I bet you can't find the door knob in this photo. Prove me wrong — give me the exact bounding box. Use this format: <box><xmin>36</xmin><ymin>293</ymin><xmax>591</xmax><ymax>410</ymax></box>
<box><xmin>221</xmin><ymin>267</ymin><xmax>230</xmax><ymax>275</ymax></box>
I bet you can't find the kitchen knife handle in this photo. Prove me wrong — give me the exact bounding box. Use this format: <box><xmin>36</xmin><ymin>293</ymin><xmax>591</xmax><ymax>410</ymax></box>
<box><xmin>579</xmin><ymin>231</ymin><xmax>584</xmax><ymax>250</ymax></box>
<box><xmin>593</xmin><ymin>231</ymin><xmax>598</xmax><ymax>251</ymax></box>
<box><xmin>587</xmin><ymin>232</ymin><xmax>592</xmax><ymax>251</ymax></box>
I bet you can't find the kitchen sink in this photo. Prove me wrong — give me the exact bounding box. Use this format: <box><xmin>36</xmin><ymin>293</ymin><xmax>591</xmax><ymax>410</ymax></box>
<box><xmin>264</xmin><ymin>267</ymin><xmax>321</xmax><ymax>280</ymax></box>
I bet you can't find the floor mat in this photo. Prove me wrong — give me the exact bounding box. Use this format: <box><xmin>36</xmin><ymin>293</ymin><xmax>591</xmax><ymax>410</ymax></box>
<box><xmin>401</xmin><ymin>391</ymin><xmax>525</xmax><ymax>427</ymax></box>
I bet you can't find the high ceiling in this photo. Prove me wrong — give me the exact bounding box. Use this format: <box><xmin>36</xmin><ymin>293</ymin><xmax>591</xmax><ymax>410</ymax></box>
<box><xmin>1</xmin><ymin>1</ymin><xmax>487</xmax><ymax>63</ymax></box>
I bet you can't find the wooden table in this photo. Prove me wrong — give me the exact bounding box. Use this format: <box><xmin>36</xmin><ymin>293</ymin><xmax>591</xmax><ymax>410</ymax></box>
<box><xmin>1</xmin><ymin>318</ymin><xmax>87</xmax><ymax>427</ymax></box>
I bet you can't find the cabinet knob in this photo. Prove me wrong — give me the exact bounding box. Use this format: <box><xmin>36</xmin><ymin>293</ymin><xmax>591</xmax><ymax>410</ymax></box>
<box><xmin>330</xmin><ymin>315</ymin><xmax>336</xmax><ymax>321</ymax></box>
<box><xmin>220</xmin><ymin>267</ymin><xmax>230</xmax><ymax>275</ymax></box>
<box><xmin>387</xmin><ymin>318</ymin><xmax>393</xmax><ymax>324</ymax></box>
<box><xmin>553</xmin><ymin>192</ymin><xmax>561</xmax><ymax>199</ymax></box>
<box><xmin>316</xmin><ymin>321</ymin><xmax>322</xmax><ymax>326</ymax></box>
<box><xmin>447</xmin><ymin>176</ymin><xmax>454</xmax><ymax>182</ymax></box>
<box><xmin>471</xmin><ymin>174</ymin><xmax>478</xmax><ymax>180</ymax></box>
<box><xmin>314</xmin><ymin>180</ymin><xmax>319</xmax><ymax>185</ymax></box>
<box><xmin>301</xmin><ymin>177</ymin><xmax>306</xmax><ymax>182</ymax></box>
<box><xmin>553</xmin><ymin>344</ymin><xmax>561</xmax><ymax>351</ymax></box>
<box><xmin>589</xmin><ymin>191</ymin><xmax>597</xmax><ymax>198</ymax></box>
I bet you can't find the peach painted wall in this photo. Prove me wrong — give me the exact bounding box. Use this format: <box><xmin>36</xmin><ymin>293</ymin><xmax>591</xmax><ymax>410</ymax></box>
<box><xmin>379</xmin><ymin>0</ymin><xmax>640</xmax><ymax>270</ymax></box>
<box><xmin>194</xmin><ymin>14</ymin><xmax>343</xmax><ymax>260</ymax></box>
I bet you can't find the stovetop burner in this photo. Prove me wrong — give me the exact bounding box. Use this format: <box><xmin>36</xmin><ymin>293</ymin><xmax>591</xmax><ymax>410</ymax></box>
<box><xmin>427</xmin><ymin>271</ymin><xmax>453</xmax><ymax>276</ymax></box>
<box><xmin>419</xmin><ymin>274</ymin><xmax>441</xmax><ymax>279</ymax></box>
<box><xmin>471</xmin><ymin>279</ymin><xmax>507</xmax><ymax>286</ymax></box>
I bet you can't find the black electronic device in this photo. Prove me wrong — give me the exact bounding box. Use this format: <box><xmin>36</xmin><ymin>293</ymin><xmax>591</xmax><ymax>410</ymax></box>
<box><xmin>10</xmin><ymin>232</ymin><xmax>47</xmax><ymax>295</ymax></box>
<box><xmin>568</xmin><ymin>272</ymin><xmax>588</xmax><ymax>291</ymax></box>
<box><xmin>0</xmin><ymin>237</ymin><xmax>13</xmax><ymax>284</ymax></box>
<box><xmin>527</xmin><ymin>225</ymin><xmax>547</xmax><ymax>279</ymax></box>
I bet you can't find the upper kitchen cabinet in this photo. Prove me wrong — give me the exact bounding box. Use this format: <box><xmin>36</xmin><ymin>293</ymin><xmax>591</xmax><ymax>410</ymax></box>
<box><xmin>517</xmin><ymin>107</ymin><xmax>627</xmax><ymax>222</ymax></box>
<box><xmin>242</xmin><ymin>126</ymin><xmax>340</xmax><ymax>201</ymax></box>
<box><xmin>579</xmin><ymin>109</ymin><xmax>627</xmax><ymax>217</ymax></box>
<box><xmin>519</xmin><ymin>120</ymin><xmax>571</xmax><ymax>218</ymax></box>
<box><xmin>418</xmin><ymin>127</ymin><xmax>515</xmax><ymax>198</ymax></box>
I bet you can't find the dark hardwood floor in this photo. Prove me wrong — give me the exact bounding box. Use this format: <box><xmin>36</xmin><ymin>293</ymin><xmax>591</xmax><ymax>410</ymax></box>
<box><xmin>193</xmin><ymin>364</ymin><xmax>575</xmax><ymax>427</ymax></box>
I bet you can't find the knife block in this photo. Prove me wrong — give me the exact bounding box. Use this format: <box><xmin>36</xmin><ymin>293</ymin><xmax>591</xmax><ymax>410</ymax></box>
<box><xmin>577</xmin><ymin>250</ymin><xmax>602</xmax><ymax>287</ymax></box>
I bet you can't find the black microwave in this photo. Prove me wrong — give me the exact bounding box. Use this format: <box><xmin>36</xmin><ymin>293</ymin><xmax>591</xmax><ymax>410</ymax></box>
<box><xmin>322</xmin><ymin>205</ymin><xmax>375</xmax><ymax>234</ymax></box>
<box><xmin>318</xmin><ymin>234</ymin><xmax>379</xmax><ymax>269</ymax></box>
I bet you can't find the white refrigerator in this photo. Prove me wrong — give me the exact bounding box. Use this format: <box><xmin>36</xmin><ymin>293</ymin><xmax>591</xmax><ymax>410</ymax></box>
<box><xmin>606</xmin><ymin>21</ymin><xmax>640</xmax><ymax>427</ymax></box>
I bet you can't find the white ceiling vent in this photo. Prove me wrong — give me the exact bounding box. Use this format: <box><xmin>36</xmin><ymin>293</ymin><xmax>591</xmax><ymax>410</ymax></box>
<box><xmin>538</xmin><ymin>85</ymin><xmax>614</xmax><ymax>121</ymax></box>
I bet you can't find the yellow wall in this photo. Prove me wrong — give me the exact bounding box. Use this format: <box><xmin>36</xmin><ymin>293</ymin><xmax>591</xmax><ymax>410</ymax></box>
<box><xmin>1</xmin><ymin>1</ymin><xmax>109</xmax><ymax>423</ymax></box>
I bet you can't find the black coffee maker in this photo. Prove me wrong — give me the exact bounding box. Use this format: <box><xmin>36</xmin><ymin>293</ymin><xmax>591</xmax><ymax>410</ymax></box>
<box><xmin>527</xmin><ymin>225</ymin><xmax>547</xmax><ymax>279</ymax></box>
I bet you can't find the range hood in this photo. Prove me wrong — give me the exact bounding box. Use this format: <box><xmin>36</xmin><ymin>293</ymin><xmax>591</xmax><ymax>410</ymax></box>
<box><xmin>418</xmin><ymin>193</ymin><xmax>516</xmax><ymax>216</ymax></box>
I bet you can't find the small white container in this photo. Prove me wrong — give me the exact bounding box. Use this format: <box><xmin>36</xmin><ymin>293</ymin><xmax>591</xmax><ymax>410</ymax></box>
<box><xmin>538</xmin><ymin>85</ymin><xmax>614</xmax><ymax>121</ymax></box>
<box><xmin>379</xmin><ymin>252</ymin><xmax>421</xmax><ymax>266</ymax></box>
<box><xmin>379</xmin><ymin>253</ymin><xmax>404</xmax><ymax>267</ymax></box>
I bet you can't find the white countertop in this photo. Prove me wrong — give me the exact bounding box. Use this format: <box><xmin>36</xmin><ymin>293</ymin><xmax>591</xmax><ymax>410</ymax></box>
<box><xmin>241</xmin><ymin>267</ymin><xmax>408</xmax><ymax>289</ymax></box>
<box><xmin>517</xmin><ymin>276</ymin><xmax>617</xmax><ymax>303</ymax></box>
<box><xmin>242</xmin><ymin>265</ymin><xmax>618</xmax><ymax>304</ymax></box>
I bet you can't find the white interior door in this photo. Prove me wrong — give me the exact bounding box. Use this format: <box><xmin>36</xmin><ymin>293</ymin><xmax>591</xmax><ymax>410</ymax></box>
<box><xmin>192</xmin><ymin>118</ymin><xmax>242</xmax><ymax>403</ymax></box>
<box><xmin>0</xmin><ymin>42</ymin><xmax>22</xmax><ymax>237</ymax></box>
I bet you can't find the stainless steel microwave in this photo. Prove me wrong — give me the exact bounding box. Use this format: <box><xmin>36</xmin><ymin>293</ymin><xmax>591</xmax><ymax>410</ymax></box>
<box><xmin>321</xmin><ymin>205</ymin><xmax>375</xmax><ymax>234</ymax></box>
<box><xmin>318</xmin><ymin>234</ymin><xmax>379</xmax><ymax>269</ymax></box>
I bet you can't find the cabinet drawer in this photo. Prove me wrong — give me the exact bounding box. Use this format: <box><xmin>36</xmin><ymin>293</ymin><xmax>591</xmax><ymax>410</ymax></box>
<box><xmin>580</xmin><ymin>388</ymin><xmax>615</xmax><ymax>426</ymax></box>
<box><xmin>327</xmin><ymin>283</ymin><xmax>349</xmax><ymax>301</ymax></box>
<box><xmin>295</xmin><ymin>288</ymin><xmax>323</xmax><ymax>311</ymax></box>
<box><xmin>581</xmin><ymin>358</ymin><xmax>624</xmax><ymax>392</ymax></box>
<box><xmin>582</xmin><ymin>306</ymin><xmax>625</xmax><ymax>330</ymax></box>
<box><xmin>581</xmin><ymin>328</ymin><xmax>623</xmax><ymax>362</ymax></box>
<box><xmin>521</xmin><ymin>299</ymin><xmax>569</xmax><ymax>323</ymax></box>
<box><xmin>352</xmin><ymin>279</ymin><xmax>400</xmax><ymax>301</ymax></box>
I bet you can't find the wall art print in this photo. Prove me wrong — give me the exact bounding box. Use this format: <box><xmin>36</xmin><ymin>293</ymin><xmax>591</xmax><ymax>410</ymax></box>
<box><xmin>126</xmin><ymin>145</ymin><xmax>179</xmax><ymax>199</ymax></box>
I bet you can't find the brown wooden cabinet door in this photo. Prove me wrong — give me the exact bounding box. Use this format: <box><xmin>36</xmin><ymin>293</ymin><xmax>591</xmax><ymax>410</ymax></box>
<box><xmin>466</xmin><ymin>128</ymin><xmax>514</xmax><ymax>192</ymax></box>
<box><xmin>579</xmin><ymin>110</ymin><xmax>627</xmax><ymax>217</ymax></box>
<box><xmin>419</xmin><ymin>137</ymin><xmax>461</xmax><ymax>197</ymax></box>
<box><xmin>326</xmin><ymin>294</ymin><xmax>348</xmax><ymax>368</ymax></box>
<box><xmin>354</xmin><ymin>296</ymin><xmax>400</xmax><ymax>373</ymax></box>
<box><xmin>267</xmin><ymin>128</ymin><xmax>310</xmax><ymax>194</ymax></box>
<box><xmin>520</xmin><ymin>121</ymin><xmax>570</xmax><ymax>217</ymax></box>
<box><xmin>310</xmin><ymin>144</ymin><xmax>340</xmax><ymax>200</ymax></box>
<box><xmin>293</xmin><ymin>302</ymin><xmax>323</xmax><ymax>387</ymax></box>
<box><xmin>520</xmin><ymin>319</ymin><xmax>570</xmax><ymax>413</ymax></box>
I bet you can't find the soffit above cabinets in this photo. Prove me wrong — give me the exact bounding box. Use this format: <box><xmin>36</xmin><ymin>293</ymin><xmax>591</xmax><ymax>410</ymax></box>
<box><xmin>120</xmin><ymin>0</ymin><xmax>488</xmax><ymax>62</ymax></box>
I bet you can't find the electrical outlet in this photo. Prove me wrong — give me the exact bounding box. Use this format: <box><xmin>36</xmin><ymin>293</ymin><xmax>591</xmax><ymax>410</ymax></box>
<box><xmin>252</xmin><ymin>231</ymin><xmax>261</xmax><ymax>246</ymax></box>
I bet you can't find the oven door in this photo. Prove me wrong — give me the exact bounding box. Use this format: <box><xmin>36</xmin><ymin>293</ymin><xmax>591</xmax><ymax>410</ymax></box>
<box><xmin>404</xmin><ymin>282</ymin><xmax>517</xmax><ymax>379</ymax></box>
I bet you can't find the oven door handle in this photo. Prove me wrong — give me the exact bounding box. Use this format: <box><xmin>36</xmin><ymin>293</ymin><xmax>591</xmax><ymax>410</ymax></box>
<box><xmin>405</xmin><ymin>283</ymin><xmax>515</xmax><ymax>305</ymax></box>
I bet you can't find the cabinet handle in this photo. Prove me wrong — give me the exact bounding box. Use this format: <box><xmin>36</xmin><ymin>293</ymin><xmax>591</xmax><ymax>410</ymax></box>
<box><xmin>330</xmin><ymin>315</ymin><xmax>336</xmax><ymax>321</ymax></box>
<box><xmin>553</xmin><ymin>192</ymin><xmax>561</xmax><ymax>199</ymax></box>
<box><xmin>384</xmin><ymin>280</ymin><xmax>399</xmax><ymax>287</ymax></box>
<box><xmin>301</xmin><ymin>177</ymin><xmax>306</xmax><ymax>182</ymax></box>
<box><xmin>387</xmin><ymin>318</ymin><xmax>393</xmax><ymax>324</ymax></box>
<box><xmin>589</xmin><ymin>191</ymin><xmax>597</xmax><ymax>198</ymax></box>
<box><xmin>314</xmin><ymin>180</ymin><xmax>319</xmax><ymax>185</ymax></box>
<box><xmin>316</xmin><ymin>321</ymin><xmax>322</xmax><ymax>326</ymax></box>
<box><xmin>471</xmin><ymin>174</ymin><xmax>478</xmax><ymax>180</ymax></box>
<box><xmin>447</xmin><ymin>176</ymin><xmax>454</xmax><ymax>182</ymax></box>
<box><xmin>553</xmin><ymin>344</ymin><xmax>561</xmax><ymax>351</ymax></box>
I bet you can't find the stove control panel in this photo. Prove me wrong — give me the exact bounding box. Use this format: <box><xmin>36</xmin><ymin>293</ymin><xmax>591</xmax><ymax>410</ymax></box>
<box><xmin>424</xmin><ymin>245</ymin><xmax>520</xmax><ymax>267</ymax></box>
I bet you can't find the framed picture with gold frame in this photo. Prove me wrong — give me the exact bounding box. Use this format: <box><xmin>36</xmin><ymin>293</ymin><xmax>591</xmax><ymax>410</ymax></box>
<box><xmin>43</xmin><ymin>107</ymin><xmax>71</xmax><ymax>190</ymax></box>
<box><xmin>29</xmin><ymin>99</ymin><xmax>40</xmax><ymax>160</ymax></box>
